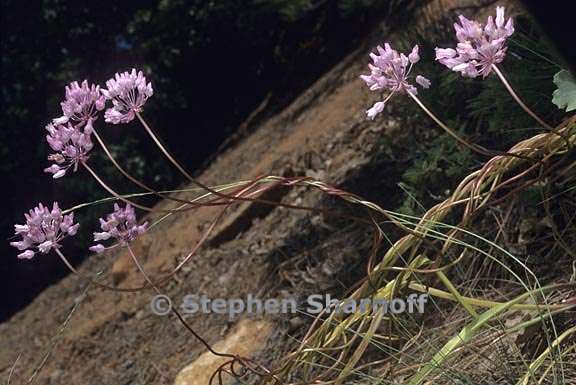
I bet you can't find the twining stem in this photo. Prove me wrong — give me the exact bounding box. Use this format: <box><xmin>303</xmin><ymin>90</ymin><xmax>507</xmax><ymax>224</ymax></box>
<box><xmin>128</xmin><ymin>241</ymin><xmax>280</xmax><ymax>383</ymax></box>
<box><xmin>492</xmin><ymin>64</ymin><xmax>572</xmax><ymax>151</ymax></box>
<box><xmin>82</xmin><ymin>161</ymin><xmax>155</xmax><ymax>212</ymax></box>
<box><xmin>408</xmin><ymin>91</ymin><xmax>545</xmax><ymax>165</ymax></box>
<box><xmin>491</xmin><ymin>64</ymin><xmax>554</xmax><ymax>131</ymax></box>
<box><xmin>126</xmin><ymin>245</ymin><xmax>236</xmax><ymax>359</ymax></box>
<box><xmin>52</xmin><ymin>177</ymin><xmax>286</xmax><ymax>293</ymax></box>
<box><xmin>135</xmin><ymin>112</ymin><xmax>252</xmax><ymax>204</ymax></box>
<box><xmin>92</xmin><ymin>128</ymin><xmax>156</xmax><ymax>192</ymax></box>
<box><xmin>27</xmin><ymin>285</ymin><xmax>89</xmax><ymax>385</ymax></box>
<box><xmin>96</xmin><ymin>120</ymin><xmax>312</xmax><ymax>214</ymax></box>
<box><xmin>407</xmin><ymin>91</ymin><xmax>495</xmax><ymax>157</ymax></box>
<box><xmin>7</xmin><ymin>353</ymin><xmax>20</xmax><ymax>385</ymax></box>
<box><xmin>92</xmin><ymin>128</ymin><xmax>201</xmax><ymax>209</ymax></box>
<box><xmin>55</xmin><ymin>248</ymin><xmax>81</xmax><ymax>275</ymax></box>
<box><xmin>136</xmin><ymin>112</ymin><xmax>195</xmax><ymax>181</ymax></box>
<box><xmin>136</xmin><ymin>111</ymin><xmax>381</xmax><ymax>216</ymax></box>
<box><xmin>82</xmin><ymin>160</ymin><xmax>213</xmax><ymax>213</ymax></box>
<box><xmin>54</xmin><ymin>249</ymin><xmax>145</xmax><ymax>292</ymax></box>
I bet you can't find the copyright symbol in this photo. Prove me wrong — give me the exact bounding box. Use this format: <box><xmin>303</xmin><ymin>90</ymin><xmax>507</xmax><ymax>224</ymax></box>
<box><xmin>150</xmin><ymin>294</ymin><xmax>172</xmax><ymax>316</ymax></box>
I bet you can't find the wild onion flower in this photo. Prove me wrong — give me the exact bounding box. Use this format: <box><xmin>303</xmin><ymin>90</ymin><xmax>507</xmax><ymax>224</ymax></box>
<box><xmin>10</xmin><ymin>202</ymin><xmax>79</xmax><ymax>259</ymax></box>
<box><xmin>102</xmin><ymin>69</ymin><xmax>153</xmax><ymax>124</ymax></box>
<box><xmin>53</xmin><ymin>80</ymin><xmax>105</xmax><ymax>125</ymax></box>
<box><xmin>360</xmin><ymin>43</ymin><xmax>431</xmax><ymax>119</ymax></box>
<box><xmin>44</xmin><ymin>118</ymin><xmax>94</xmax><ymax>178</ymax></box>
<box><xmin>435</xmin><ymin>6</ymin><xmax>514</xmax><ymax>78</ymax></box>
<box><xmin>89</xmin><ymin>203</ymin><xmax>148</xmax><ymax>254</ymax></box>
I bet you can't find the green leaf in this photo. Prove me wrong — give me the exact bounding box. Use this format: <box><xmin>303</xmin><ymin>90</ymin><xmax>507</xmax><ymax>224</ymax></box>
<box><xmin>552</xmin><ymin>69</ymin><xmax>576</xmax><ymax>112</ymax></box>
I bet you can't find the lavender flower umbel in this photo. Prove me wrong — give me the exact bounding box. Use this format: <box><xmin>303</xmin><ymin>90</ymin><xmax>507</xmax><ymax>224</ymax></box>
<box><xmin>10</xmin><ymin>203</ymin><xmax>79</xmax><ymax>259</ymax></box>
<box><xmin>435</xmin><ymin>6</ymin><xmax>514</xmax><ymax>78</ymax></box>
<box><xmin>102</xmin><ymin>69</ymin><xmax>154</xmax><ymax>124</ymax></box>
<box><xmin>53</xmin><ymin>80</ymin><xmax>105</xmax><ymax>125</ymax></box>
<box><xmin>360</xmin><ymin>43</ymin><xmax>431</xmax><ymax>119</ymax></box>
<box><xmin>89</xmin><ymin>203</ymin><xmax>148</xmax><ymax>254</ymax></box>
<box><xmin>44</xmin><ymin>118</ymin><xmax>94</xmax><ymax>178</ymax></box>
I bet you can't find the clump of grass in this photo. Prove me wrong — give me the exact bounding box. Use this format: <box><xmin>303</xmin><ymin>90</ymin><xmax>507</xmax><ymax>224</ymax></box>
<box><xmin>267</xmin><ymin>117</ymin><xmax>575</xmax><ymax>384</ymax></box>
<box><xmin>266</xmin><ymin>4</ymin><xmax>576</xmax><ymax>385</ymax></box>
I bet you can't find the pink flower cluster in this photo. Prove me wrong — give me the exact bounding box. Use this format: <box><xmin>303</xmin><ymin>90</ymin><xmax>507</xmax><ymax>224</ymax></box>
<box><xmin>360</xmin><ymin>7</ymin><xmax>514</xmax><ymax>120</ymax></box>
<box><xmin>44</xmin><ymin>119</ymin><xmax>94</xmax><ymax>178</ymax></box>
<box><xmin>54</xmin><ymin>80</ymin><xmax>105</xmax><ymax>124</ymax></box>
<box><xmin>13</xmin><ymin>69</ymin><xmax>154</xmax><ymax>259</ymax></box>
<box><xmin>10</xmin><ymin>203</ymin><xmax>79</xmax><ymax>259</ymax></box>
<box><xmin>89</xmin><ymin>203</ymin><xmax>148</xmax><ymax>254</ymax></box>
<box><xmin>360</xmin><ymin>44</ymin><xmax>430</xmax><ymax>119</ymax></box>
<box><xmin>44</xmin><ymin>69</ymin><xmax>154</xmax><ymax>178</ymax></box>
<box><xmin>13</xmin><ymin>7</ymin><xmax>517</xmax><ymax>262</ymax></box>
<box><xmin>435</xmin><ymin>6</ymin><xmax>514</xmax><ymax>78</ymax></box>
<box><xmin>103</xmin><ymin>69</ymin><xmax>154</xmax><ymax>124</ymax></box>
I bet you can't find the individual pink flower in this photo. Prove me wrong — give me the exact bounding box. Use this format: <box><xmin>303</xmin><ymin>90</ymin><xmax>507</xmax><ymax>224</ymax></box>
<box><xmin>10</xmin><ymin>202</ymin><xmax>79</xmax><ymax>259</ymax></box>
<box><xmin>89</xmin><ymin>203</ymin><xmax>148</xmax><ymax>254</ymax></box>
<box><xmin>44</xmin><ymin>118</ymin><xmax>94</xmax><ymax>178</ymax></box>
<box><xmin>416</xmin><ymin>75</ymin><xmax>431</xmax><ymax>88</ymax></box>
<box><xmin>360</xmin><ymin>43</ymin><xmax>430</xmax><ymax>120</ymax></box>
<box><xmin>102</xmin><ymin>69</ymin><xmax>154</xmax><ymax>124</ymax></box>
<box><xmin>54</xmin><ymin>80</ymin><xmax>106</xmax><ymax>124</ymax></box>
<box><xmin>435</xmin><ymin>6</ymin><xmax>514</xmax><ymax>78</ymax></box>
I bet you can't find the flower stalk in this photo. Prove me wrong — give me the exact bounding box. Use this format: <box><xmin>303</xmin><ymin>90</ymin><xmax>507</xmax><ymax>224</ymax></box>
<box><xmin>491</xmin><ymin>64</ymin><xmax>554</xmax><ymax>130</ymax></box>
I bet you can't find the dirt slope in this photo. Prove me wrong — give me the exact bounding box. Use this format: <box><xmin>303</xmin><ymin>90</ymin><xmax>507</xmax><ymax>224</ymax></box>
<box><xmin>0</xmin><ymin>2</ymin><xmax>471</xmax><ymax>383</ymax></box>
<box><xmin>0</xmin><ymin>43</ymin><xmax>388</xmax><ymax>385</ymax></box>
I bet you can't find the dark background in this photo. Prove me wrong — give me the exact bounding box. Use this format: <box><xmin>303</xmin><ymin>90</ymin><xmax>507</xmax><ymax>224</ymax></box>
<box><xmin>0</xmin><ymin>0</ymin><xmax>572</xmax><ymax>322</ymax></box>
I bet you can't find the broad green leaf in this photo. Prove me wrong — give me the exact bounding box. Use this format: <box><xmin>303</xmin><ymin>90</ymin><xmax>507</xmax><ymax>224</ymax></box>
<box><xmin>552</xmin><ymin>70</ymin><xmax>576</xmax><ymax>112</ymax></box>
